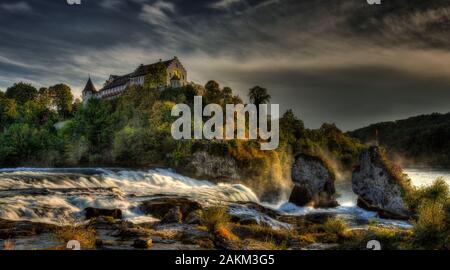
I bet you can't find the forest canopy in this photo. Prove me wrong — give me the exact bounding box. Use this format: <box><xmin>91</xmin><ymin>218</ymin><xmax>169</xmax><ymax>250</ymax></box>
<box><xmin>0</xmin><ymin>81</ymin><xmax>362</xmax><ymax>174</ymax></box>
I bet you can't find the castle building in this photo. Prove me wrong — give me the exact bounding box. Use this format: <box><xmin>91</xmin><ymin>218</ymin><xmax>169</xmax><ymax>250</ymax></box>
<box><xmin>82</xmin><ymin>57</ymin><xmax>187</xmax><ymax>103</ymax></box>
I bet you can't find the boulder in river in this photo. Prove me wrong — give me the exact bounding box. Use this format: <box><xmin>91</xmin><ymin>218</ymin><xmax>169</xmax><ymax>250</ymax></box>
<box><xmin>352</xmin><ymin>146</ymin><xmax>412</xmax><ymax>220</ymax></box>
<box><xmin>161</xmin><ymin>206</ymin><xmax>183</xmax><ymax>224</ymax></box>
<box><xmin>139</xmin><ymin>197</ymin><xmax>202</xmax><ymax>220</ymax></box>
<box><xmin>185</xmin><ymin>210</ymin><xmax>204</xmax><ymax>225</ymax></box>
<box><xmin>288</xmin><ymin>154</ymin><xmax>338</xmax><ymax>208</ymax></box>
<box><xmin>133</xmin><ymin>238</ymin><xmax>153</xmax><ymax>249</ymax></box>
<box><xmin>84</xmin><ymin>207</ymin><xmax>123</xmax><ymax>220</ymax></box>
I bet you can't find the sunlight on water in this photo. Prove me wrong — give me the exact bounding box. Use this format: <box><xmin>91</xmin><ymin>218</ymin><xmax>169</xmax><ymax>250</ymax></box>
<box><xmin>404</xmin><ymin>168</ymin><xmax>450</xmax><ymax>187</ymax></box>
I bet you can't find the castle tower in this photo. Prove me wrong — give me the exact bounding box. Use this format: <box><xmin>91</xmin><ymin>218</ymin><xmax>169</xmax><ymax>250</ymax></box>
<box><xmin>82</xmin><ymin>77</ymin><xmax>97</xmax><ymax>104</ymax></box>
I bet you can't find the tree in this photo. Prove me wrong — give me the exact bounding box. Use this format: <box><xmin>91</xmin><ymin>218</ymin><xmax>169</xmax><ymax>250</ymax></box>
<box><xmin>0</xmin><ymin>98</ymin><xmax>17</xmax><ymax>130</ymax></box>
<box><xmin>5</xmin><ymin>82</ymin><xmax>38</xmax><ymax>105</ymax></box>
<box><xmin>71</xmin><ymin>98</ymin><xmax>82</xmax><ymax>116</ymax></box>
<box><xmin>221</xmin><ymin>87</ymin><xmax>233</xmax><ymax>105</ymax></box>
<box><xmin>205</xmin><ymin>80</ymin><xmax>222</xmax><ymax>104</ymax></box>
<box><xmin>248</xmin><ymin>86</ymin><xmax>271</xmax><ymax>116</ymax></box>
<box><xmin>144</xmin><ymin>62</ymin><xmax>167</xmax><ymax>90</ymax></box>
<box><xmin>73</xmin><ymin>98</ymin><xmax>113</xmax><ymax>158</ymax></box>
<box><xmin>280</xmin><ymin>110</ymin><xmax>305</xmax><ymax>138</ymax></box>
<box><xmin>248</xmin><ymin>86</ymin><xmax>271</xmax><ymax>106</ymax></box>
<box><xmin>48</xmin><ymin>84</ymin><xmax>74</xmax><ymax>119</ymax></box>
<box><xmin>37</xmin><ymin>87</ymin><xmax>52</xmax><ymax>108</ymax></box>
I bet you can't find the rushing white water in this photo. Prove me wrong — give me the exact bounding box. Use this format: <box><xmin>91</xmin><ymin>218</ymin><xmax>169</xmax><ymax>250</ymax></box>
<box><xmin>1</xmin><ymin>167</ymin><xmax>448</xmax><ymax>228</ymax></box>
<box><xmin>0</xmin><ymin>168</ymin><xmax>259</xmax><ymax>225</ymax></box>
<box><xmin>271</xmin><ymin>168</ymin><xmax>450</xmax><ymax>229</ymax></box>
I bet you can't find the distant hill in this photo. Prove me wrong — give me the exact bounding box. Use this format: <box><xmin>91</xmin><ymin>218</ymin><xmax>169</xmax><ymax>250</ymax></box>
<box><xmin>348</xmin><ymin>112</ymin><xmax>450</xmax><ymax>166</ymax></box>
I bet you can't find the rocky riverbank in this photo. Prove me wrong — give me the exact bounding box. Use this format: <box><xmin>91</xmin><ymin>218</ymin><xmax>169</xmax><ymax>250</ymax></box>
<box><xmin>0</xmin><ymin>195</ymin><xmax>415</xmax><ymax>250</ymax></box>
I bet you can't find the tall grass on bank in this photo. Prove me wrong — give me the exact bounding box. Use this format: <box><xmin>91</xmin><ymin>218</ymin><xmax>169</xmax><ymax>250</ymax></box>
<box><xmin>202</xmin><ymin>206</ymin><xmax>231</xmax><ymax>232</ymax></box>
<box><xmin>54</xmin><ymin>225</ymin><xmax>97</xmax><ymax>250</ymax></box>
<box><xmin>3</xmin><ymin>240</ymin><xmax>15</xmax><ymax>250</ymax></box>
<box><xmin>406</xmin><ymin>178</ymin><xmax>450</xmax><ymax>249</ymax></box>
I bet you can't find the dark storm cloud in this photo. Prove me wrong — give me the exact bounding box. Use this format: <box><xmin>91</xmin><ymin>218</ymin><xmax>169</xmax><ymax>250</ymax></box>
<box><xmin>0</xmin><ymin>0</ymin><xmax>449</xmax><ymax>130</ymax></box>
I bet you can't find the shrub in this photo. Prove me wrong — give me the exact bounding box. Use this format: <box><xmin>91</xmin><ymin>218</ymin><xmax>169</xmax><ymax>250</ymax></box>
<box><xmin>323</xmin><ymin>217</ymin><xmax>349</xmax><ymax>237</ymax></box>
<box><xmin>54</xmin><ymin>225</ymin><xmax>97</xmax><ymax>250</ymax></box>
<box><xmin>3</xmin><ymin>240</ymin><xmax>15</xmax><ymax>250</ymax></box>
<box><xmin>406</xmin><ymin>177</ymin><xmax>449</xmax><ymax>212</ymax></box>
<box><xmin>408</xmin><ymin>178</ymin><xmax>450</xmax><ymax>249</ymax></box>
<box><xmin>202</xmin><ymin>206</ymin><xmax>230</xmax><ymax>232</ymax></box>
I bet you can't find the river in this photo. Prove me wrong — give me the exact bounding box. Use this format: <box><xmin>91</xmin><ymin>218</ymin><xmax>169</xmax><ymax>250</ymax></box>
<box><xmin>0</xmin><ymin>167</ymin><xmax>449</xmax><ymax>230</ymax></box>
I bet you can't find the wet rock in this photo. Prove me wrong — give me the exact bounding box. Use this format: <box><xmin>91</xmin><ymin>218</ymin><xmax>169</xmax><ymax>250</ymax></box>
<box><xmin>302</xmin><ymin>243</ymin><xmax>340</xmax><ymax>250</ymax></box>
<box><xmin>289</xmin><ymin>154</ymin><xmax>338</xmax><ymax>208</ymax></box>
<box><xmin>139</xmin><ymin>197</ymin><xmax>202</xmax><ymax>220</ymax></box>
<box><xmin>133</xmin><ymin>238</ymin><xmax>153</xmax><ymax>249</ymax></box>
<box><xmin>352</xmin><ymin>147</ymin><xmax>412</xmax><ymax>220</ymax></box>
<box><xmin>111</xmin><ymin>226</ymin><xmax>152</xmax><ymax>239</ymax></box>
<box><xmin>0</xmin><ymin>219</ymin><xmax>55</xmax><ymax>239</ymax></box>
<box><xmin>179</xmin><ymin>226</ymin><xmax>211</xmax><ymax>246</ymax></box>
<box><xmin>185</xmin><ymin>210</ymin><xmax>203</xmax><ymax>225</ymax></box>
<box><xmin>228</xmin><ymin>204</ymin><xmax>292</xmax><ymax>230</ymax></box>
<box><xmin>85</xmin><ymin>207</ymin><xmax>122</xmax><ymax>220</ymax></box>
<box><xmin>95</xmin><ymin>239</ymin><xmax>104</xmax><ymax>248</ymax></box>
<box><xmin>214</xmin><ymin>233</ymin><xmax>241</xmax><ymax>250</ymax></box>
<box><xmin>161</xmin><ymin>207</ymin><xmax>183</xmax><ymax>224</ymax></box>
<box><xmin>88</xmin><ymin>217</ymin><xmax>126</xmax><ymax>230</ymax></box>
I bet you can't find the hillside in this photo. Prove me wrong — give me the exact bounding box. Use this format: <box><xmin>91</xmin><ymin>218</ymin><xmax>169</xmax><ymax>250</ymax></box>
<box><xmin>349</xmin><ymin>112</ymin><xmax>450</xmax><ymax>166</ymax></box>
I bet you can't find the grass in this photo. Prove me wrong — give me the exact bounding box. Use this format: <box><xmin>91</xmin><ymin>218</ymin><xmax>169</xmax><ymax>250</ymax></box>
<box><xmin>323</xmin><ymin>217</ymin><xmax>349</xmax><ymax>237</ymax></box>
<box><xmin>202</xmin><ymin>206</ymin><xmax>231</xmax><ymax>232</ymax></box>
<box><xmin>231</xmin><ymin>223</ymin><xmax>294</xmax><ymax>249</ymax></box>
<box><xmin>3</xmin><ymin>240</ymin><xmax>15</xmax><ymax>250</ymax></box>
<box><xmin>215</xmin><ymin>225</ymin><xmax>240</xmax><ymax>242</ymax></box>
<box><xmin>54</xmin><ymin>225</ymin><xmax>97</xmax><ymax>250</ymax></box>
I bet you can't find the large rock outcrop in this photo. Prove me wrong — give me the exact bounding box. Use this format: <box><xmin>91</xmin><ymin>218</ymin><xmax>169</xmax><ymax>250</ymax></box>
<box><xmin>188</xmin><ymin>151</ymin><xmax>240</xmax><ymax>180</ymax></box>
<box><xmin>352</xmin><ymin>146</ymin><xmax>412</xmax><ymax>220</ymax></box>
<box><xmin>184</xmin><ymin>151</ymin><xmax>290</xmax><ymax>203</ymax></box>
<box><xmin>288</xmin><ymin>154</ymin><xmax>338</xmax><ymax>208</ymax></box>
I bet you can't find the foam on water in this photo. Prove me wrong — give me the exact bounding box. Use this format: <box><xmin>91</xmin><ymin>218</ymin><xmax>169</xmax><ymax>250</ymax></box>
<box><xmin>3</xmin><ymin>167</ymin><xmax>445</xmax><ymax>228</ymax></box>
<box><xmin>0</xmin><ymin>168</ymin><xmax>259</xmax><ymax>225</ymax></box>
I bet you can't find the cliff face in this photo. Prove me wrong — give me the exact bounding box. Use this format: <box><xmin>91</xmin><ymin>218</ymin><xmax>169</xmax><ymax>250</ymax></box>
<box><xmin>188</xmin><ymin>151</ymin><xmax>240</xmax><ymax>180</ymax></box>
<box><xmin>352</xmin><ymin>146</ymin><xmax>412</xmax><ymax>219</ymax></box>
<box><xmin>183</xmin><ymin>151</ymin><xmax>292</xmax><ymax>203</ymax></box>
<box><xmin>288</xmin><ymin>154</ymin><xmax>338</xmax><ymax>208</ymax></box>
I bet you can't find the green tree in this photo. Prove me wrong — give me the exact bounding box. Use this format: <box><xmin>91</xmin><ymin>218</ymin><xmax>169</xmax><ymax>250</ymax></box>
<box><xmin>144</xmin><ymin>62</ymin><xmax>167</xmax><ymax>89</ymax></box>
<box><xmin>280</xmin><ymin>109</ymin><xmax>305</xmax><ymax>151</ymax></box>
<box><xmin>5</xmin><ymin>82</ymin><xmax>38</xmax><ymax>105</ymax></box>
<box><xmin>37</xmin><ymin>87</ymin><xmax>53</xmax><ymax>108</ymax></box>
<box><xmin>72</xmin><ymin>98</ymin><xmax>113</xmax><ymax>160</ymax></box>
<box><xmin>0</xmin><ymin>123</ymin><xmax>39</xmax><ymax>165</ymax></box>
<box><xmin>0</xmin><ymin>97</ymin><xmax>18</xmax><ymax>130</ymax></box>
<box><xmin>204</xmin><ymin>80</ymin><xmax>222</xmax><ymax>104</ymax></box>
<box><xmin>48</xmin><ymin>84</ymin><xmax>74</xmax><ymax>119</ymax></box>
<box><xmin>248</xmin><ymin>86</ymin><xmax>271</xmax><ymax>106</ymax></box>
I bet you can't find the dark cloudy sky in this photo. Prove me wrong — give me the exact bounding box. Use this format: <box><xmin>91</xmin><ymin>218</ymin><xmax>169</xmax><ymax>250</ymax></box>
<box><xmin>0</xmin><ymin>0</ymin><xmax>449</xmax><ymax>130</ymax></box>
